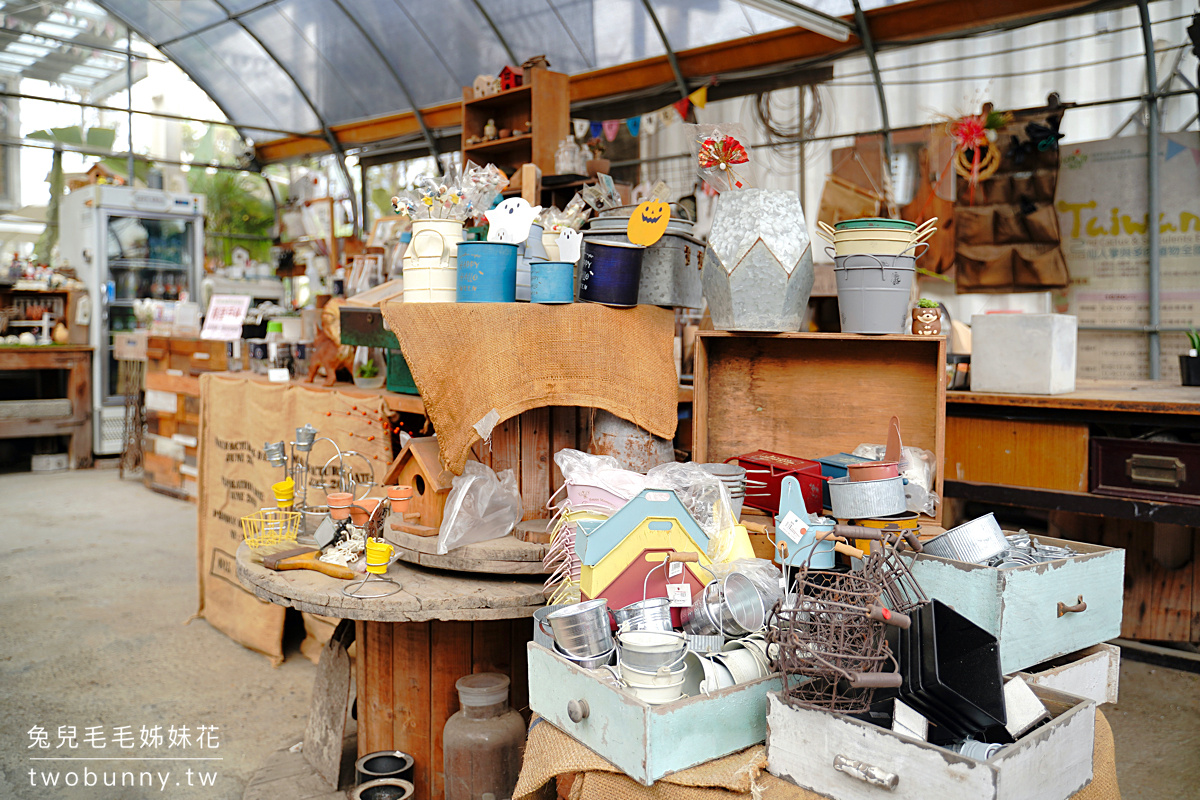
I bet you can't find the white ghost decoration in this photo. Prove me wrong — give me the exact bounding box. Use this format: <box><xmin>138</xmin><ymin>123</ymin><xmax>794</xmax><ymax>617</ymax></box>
<box><xmin>556</xmin><ymin>228</ymin><xmax>582</xmax><ymax>263</ymax></box>
<box><xmin>485</xmin><ymin>198</ymin><xmax>543</xmax><ymax>244</ymax></box>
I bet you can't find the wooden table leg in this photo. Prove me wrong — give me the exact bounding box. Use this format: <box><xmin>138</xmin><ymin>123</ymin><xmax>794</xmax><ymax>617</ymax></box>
<box><xmin>69</xmin><ymin>352</ymin><xmax>93</xmax><ymax>468</ymax></box>
<box><xmin>356</xmin><ymin>618</ymin><xmax>532</xmax><ymax>800</ymax></box>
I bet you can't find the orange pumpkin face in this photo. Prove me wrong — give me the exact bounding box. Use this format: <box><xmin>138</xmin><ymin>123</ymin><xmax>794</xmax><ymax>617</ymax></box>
<box><xmin>627</xmin><ymin>200</ymin><xmax>670</xmax><ymax>246</ymax></box>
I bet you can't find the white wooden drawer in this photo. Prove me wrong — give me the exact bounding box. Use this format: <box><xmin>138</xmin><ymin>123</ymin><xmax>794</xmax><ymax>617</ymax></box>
<box><xmin>908</xmin><ymin>537</ymin><xmax>1124</xmax><ymax>674</ymax></box>
<box><xmin>1016</xmin><ymin>643</ymin><xmax>1120</xmax><ymax>705</ymax></box>
<box><xmin>766</xmin><ymin>685</ymin><xmax>1095</xmax><ymax>800</ymax></box>
<box><xmin>527</xmin><ymin>643</ymin><xmax>783</xmax><ymax>785</ymax></box>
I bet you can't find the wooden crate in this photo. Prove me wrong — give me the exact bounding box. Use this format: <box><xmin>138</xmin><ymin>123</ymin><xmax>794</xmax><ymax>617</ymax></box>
<box><xmin>142</xmin><ymin>335</ymin><xmax>217</xmax><ymax>503</ymax></box>
<box><xmin>1016</xmin><ymin>643</ymin><xmax>1120</xmax><ymax>706</ymax></box>
<box><xmin>693</xmin><ymin>332</ymin><xmax>946</xmax><ymax>522</ymax></box>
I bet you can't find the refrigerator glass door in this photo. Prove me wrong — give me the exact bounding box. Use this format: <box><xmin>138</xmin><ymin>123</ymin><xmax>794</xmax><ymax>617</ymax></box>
<box><xmin>102</xmin><ymin>214</ymin><xmax>196</xmax><ymax>403</ymax></box>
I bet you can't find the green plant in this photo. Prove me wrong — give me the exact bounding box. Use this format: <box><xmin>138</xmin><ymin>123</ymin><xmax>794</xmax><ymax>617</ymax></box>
<box><xmin>917</xmin><ymin>298</ymin><xmax>939</xmax><ymax>308</ymax></box>
<box><xmin>1187</xmin><ymin>329</ymin><xmax>1200</xmax><ymax>352</ymax></box>
<box><xmin>356</xmin><ymin>359</ymin><xmax>379</xmax><ymax>379</ymax></box>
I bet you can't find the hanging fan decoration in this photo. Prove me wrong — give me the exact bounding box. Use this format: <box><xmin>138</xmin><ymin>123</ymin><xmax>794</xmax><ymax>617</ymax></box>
<box><xmin>697</xmin><ymin>133</ymin><xmax>751</xmax><ymax>191</ymax></box>
<box><xmin>948</xmin><ymin>108</ymin><xmax>1011</xmax><ymax>204</ymax></box>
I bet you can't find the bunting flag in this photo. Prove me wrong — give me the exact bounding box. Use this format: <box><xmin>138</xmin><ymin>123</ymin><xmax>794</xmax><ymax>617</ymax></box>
<box><xmin>589</xmin><ymin>121</ymin><xmax>603</xmax><ymax>139</ymax></box>
<box><xmin>573</xmin><ymin>118</ymin><xmax>590</xmax><ymax>139</ymax></box>
<box><xmin>673</xmin><ymin>97</ymin><xmax>691</xmax><ymax>119</ymax></box>
<box><xmin>602</xmin><ymin>120</ymin><xmax>621</xmax><ymax>142</ymax></box>
<box><xmin>688</xmin><ymin>86</ymin><xmax>708</xmax><ymax>109</ymax></box>
<box><xmin>640</xmin><ymin>112</ymin><xmax>658</xmax><ymax>136</ymax></box>
<box><xmin>625</xmin><ymin>116</ymin><xmax>641</xmax><ymax>137</ymax></box>
<box><xmin>660</xmin><ymin>107</ymin><xmax>679</xmax><ymax>127</ymax></box>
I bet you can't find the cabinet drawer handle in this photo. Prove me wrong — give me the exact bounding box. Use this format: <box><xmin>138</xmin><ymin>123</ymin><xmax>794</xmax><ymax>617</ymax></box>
<box><xmin>833</xmin><ymin>754</ymin><xmax>898</xmax><ymax>790</ymax></box>
<box><xmin>1126</xmin><ymin>454</ymin><xmax>1186</xmax><ymax>487</ymax></box>
<box><xmin>1057</xmin><ymin>595</ymin><xmax>1086</xmax><ymax>617</ymax></box>
<box><xmin>567</xmin><ymin>699</ymin><xmax>590</xmax><ymax>723</ymax></box>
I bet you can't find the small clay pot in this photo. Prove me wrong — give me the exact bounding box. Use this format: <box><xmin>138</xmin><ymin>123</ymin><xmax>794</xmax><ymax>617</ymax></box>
<box><xmin>387</xmin><ymin>485</ymin><xmax>414</xmax><ymax>514</ymax></box>
<box><xmin>847</xmin><ymin>461</ymin><xmax>900</xmax><ymax>482</ymax></box>
<box><xmin>351</xmin><ymin>497</ymin><xmax>380</xmax><ymax>527</ymax></box>
<box><xmin>586</xmin><ymin>158</ymin><xmax>611</xmax><ymax>178</ymax></box>
<box><xmin>326</xmin><ymin>492</ymin><xmax>353</xmax><ymax>521</ymax></box>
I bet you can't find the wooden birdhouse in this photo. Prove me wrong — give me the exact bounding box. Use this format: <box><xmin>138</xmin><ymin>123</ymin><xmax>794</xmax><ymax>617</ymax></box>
<box><xmin>382</xmin><ymin>436</ymin><xmax>457</xmax><ymax>536</ymax></box>
<box><xmin>498</xmin><ymin>65</ymin><xmax>523</xmax><ymax>91</ymax></box>
<box><xmin>472</xmin><ymin>73</ymin><xmax>501</xmax><ymax>98</ymax></box>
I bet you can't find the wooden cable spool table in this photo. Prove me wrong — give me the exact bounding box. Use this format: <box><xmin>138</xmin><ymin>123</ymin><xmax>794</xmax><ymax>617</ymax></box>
<box><xmin>236</xmin><ymin>543</ymin><xmax>544</xmax><ymax>799</ymax></box>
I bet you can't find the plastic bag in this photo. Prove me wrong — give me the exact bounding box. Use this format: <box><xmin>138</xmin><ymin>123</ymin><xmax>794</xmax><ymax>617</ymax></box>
<box><xmin>437</xmin><ymin>461</ymin><xmax>522</xmax><ymax>554</ymax></box>
<box><xmin>644</xmin><ymin>462</ymin><xmax>738</xmax><ymax>560</ymax></box>
<box><xmin>708</xmin><ymin>558</ymin><xmax>784</xmax><ymax>615</ymax></box>
<box><xmin>684</xmin><ymin>122</ymin><xmax>756</xmax><ymax>193</ymax></box>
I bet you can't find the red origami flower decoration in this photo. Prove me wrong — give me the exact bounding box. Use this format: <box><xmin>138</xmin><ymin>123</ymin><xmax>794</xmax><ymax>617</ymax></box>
<box><xmin>698</xmin><ymin>135</ymin><xmax>750</xmax><ymax>189</ymax></box>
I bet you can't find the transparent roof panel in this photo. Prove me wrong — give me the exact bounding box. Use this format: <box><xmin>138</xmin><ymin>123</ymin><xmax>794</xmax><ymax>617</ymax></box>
<box><xmin>99</xmin><ymin>0</ymin><xmax>225</xmax><ymax>43</ymax></box>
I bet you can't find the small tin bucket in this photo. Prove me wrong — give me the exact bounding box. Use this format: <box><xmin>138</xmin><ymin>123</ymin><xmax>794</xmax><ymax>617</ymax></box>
<box><xmin>530</xmin><ymin>261</ymin><xmax>575</xmax><ymax>304</ymax></box>
<box><xmin>579</xmin><ymin>240</ymin><xmax>644</xmax><ymax>307</ymax></box>
<box><xmin>456</xmin><ymin>241</ymin><xmax>518</xmax><ymax>302</ymax></box>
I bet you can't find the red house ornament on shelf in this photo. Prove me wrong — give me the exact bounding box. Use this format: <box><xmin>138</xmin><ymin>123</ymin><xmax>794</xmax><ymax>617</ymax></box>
<box><xmin>498</xmin><ymin>65</ymin><xmax>524</xmax><ymax>91</ymax></box>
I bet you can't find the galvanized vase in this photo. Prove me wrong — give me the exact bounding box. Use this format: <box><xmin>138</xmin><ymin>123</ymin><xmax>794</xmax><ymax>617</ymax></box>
<box><xmin>702</xmin><ymin>189</ymin><xmax>814</xmax><ymax>331</ymax></box>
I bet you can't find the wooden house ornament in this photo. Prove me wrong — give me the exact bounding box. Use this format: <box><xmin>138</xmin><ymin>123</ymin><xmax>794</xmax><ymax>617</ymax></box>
<box><xmin>382</xmin><ymin>436</ymin><xmax>457</xmax><ymax>536</ymax></box>
<box><xmin>498</xmin><ymin>65</ymin><xmax>524</xmax><ymax>91</ymax></box>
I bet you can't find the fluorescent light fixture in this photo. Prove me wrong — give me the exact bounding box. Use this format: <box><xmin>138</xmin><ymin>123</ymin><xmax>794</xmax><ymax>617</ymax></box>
<box><xmin>736</xmin><ymin>0</ymin><xmax>854</xmax><ymax>41</ymax></box>
<box><xmin>8</xmin><ymin>41</ymin><xmax>51</xmax><ymax>58</ymax></box>
<box><xmin>35</xmin><ymin>21</ymin><xmax>86</xmax><ymax>39</ymax></box>
<box><xmin>0</xmin><ymin>52</ymin><xmax>37</xmax><ymax>67</ymax></box>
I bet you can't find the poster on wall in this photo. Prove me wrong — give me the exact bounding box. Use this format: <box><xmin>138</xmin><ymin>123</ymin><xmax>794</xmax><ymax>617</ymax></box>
<box><xmin>1054</xmin><ymin>133</ymin><xmax>1200</xmax><ymax>380</ymax></box>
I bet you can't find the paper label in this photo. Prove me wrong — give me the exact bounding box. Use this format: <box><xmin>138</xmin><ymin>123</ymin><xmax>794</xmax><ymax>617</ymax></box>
<box><xmin>777</xmin><ymin>511</ymin><xmax>808</xmax><ymax>543</ymax></box>
<box><xmin>668</xmin><ymin>560</ymin><xmax>683</xmax><ymax>578</ymax></box>
<box><xmin>267</xmin><ymin>367</ymin><xmax>291</xmax><ymax>383</ymax></box>
<box><xmin>666</xmin><ymin>583</ymin><xmax>692</xmax><ymax>608</ymax></box>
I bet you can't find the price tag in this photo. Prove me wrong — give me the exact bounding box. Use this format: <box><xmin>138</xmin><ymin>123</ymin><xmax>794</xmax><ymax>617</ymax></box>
<box><xmin>777</xmin><ymin>511</ymin><xmax>808</xmax><ymax>543</ymax></box>
<box><xmin>666</xmin><ymin>583</ymin><xmax>692</xmax><ymax>608</ymax></box>
<box><xmin>667</xmin><ymin>560</ymin><xmax>683</xmax><ymax>578</ymax></box>
<box><xmin>267</xmin><ymin>367</ymin><xmax>291</xmax><ymax>383</ymax></box>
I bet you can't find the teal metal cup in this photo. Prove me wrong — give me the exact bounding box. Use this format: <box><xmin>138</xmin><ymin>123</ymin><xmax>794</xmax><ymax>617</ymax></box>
<box><xmin>530</xmin><ymin>261</ymin><xmax>575</xmax><ymax>304</ymax></box>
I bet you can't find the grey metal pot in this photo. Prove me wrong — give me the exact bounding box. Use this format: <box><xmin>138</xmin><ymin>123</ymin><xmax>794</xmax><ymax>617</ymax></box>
<box><xmin>702</xmin><ymin>189</ymin><xmax>814</xmax><ymax>332</ymax></box>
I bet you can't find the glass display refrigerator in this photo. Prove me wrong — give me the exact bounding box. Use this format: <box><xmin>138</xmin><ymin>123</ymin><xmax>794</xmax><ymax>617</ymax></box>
<box><xmin>58</xmin><ymin>185</ymin><xmax>205</xmax><ymax>456</ymax></box>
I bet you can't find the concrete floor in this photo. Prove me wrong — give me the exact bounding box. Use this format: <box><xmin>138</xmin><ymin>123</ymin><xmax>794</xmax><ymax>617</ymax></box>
<box><xmin>0</xmin><ymin>468</ymin><xmax>1197</xmax><ymax>799</ymax></box>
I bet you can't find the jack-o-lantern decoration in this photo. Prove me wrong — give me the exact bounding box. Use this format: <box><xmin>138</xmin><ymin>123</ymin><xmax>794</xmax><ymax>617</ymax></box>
<box><xmin>627</xmin><ymin>200</ymin><xmax>670</xmax><ymax>246</ymax></box>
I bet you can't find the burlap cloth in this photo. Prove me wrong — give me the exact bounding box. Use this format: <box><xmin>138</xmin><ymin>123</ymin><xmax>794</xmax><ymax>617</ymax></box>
<box><xmin>514</xmin><ymin>709</ymin><xmax>1120</xmax><ymax>800</ymax></box>
<box><xmin>381</xmin><ymin>303</ymin><xmax>678</xmax><ymax>474</ymax></box>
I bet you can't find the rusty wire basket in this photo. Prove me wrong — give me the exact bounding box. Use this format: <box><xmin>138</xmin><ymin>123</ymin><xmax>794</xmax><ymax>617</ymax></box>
<box><xmin>768</xmin><ymin>565</ymin><xmax>900</xmax><ymax>713</ymax></box>
<box><xmin>861</xmin><ymin>531</ymin><xmax>927</xmax><ymax>614</ymax></box>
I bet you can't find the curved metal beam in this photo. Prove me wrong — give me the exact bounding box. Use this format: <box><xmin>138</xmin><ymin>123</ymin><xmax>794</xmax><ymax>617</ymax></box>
<box><xmin>210</xmin><ymin>0</ymin><xmax>359</xmax><ymax>234</ymax></box>
<box><xmin>851</xmin><ymin>0</ymin><xmax>893</xmax><ymax>209</ymax></box>
<box><xmin>1137</xmin><ymin>0</ymin><xmax>1161</xmax><ymax>379</ymax></box>
<box><xmin>469</xmin><ymin>0</ymin><xmax>518</xmax><ymax>65</ymax></box>
<box><xmin>328</xmin><ymin>0</ymin><xmax>441</xmax><ymax>173</ymax></box>
<box><xmin>640</xmin><ymin>0</ymin><xmax>689</xmax><ymax>100</ymax></box>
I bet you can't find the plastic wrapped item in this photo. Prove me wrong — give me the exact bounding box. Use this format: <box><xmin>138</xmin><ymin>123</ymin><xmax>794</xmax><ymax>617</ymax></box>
<box><xmin>644</xmin><ymin>462</ymin><xmax>738</xmax><ymax>559</ymax></box>
<box><xmin>685</xmin><ymin>122</ymin><xmax>756</xmax><ymax>193</ymax></box>
<box><xmin>708</xmin><ymin>558</ymin><xmax>785</xmax><ymax>613</ymax></box>
<box><xmin>437</xmin><ymin>462</ymin><xmax>522</xmax><ymax>554</ymax></box>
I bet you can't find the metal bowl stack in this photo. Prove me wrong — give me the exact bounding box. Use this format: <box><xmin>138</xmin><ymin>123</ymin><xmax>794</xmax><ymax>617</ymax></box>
<box><xmin>699</xmin><ymin>463</ymin><xmax>747</xmax><ymax>519</ymax></box>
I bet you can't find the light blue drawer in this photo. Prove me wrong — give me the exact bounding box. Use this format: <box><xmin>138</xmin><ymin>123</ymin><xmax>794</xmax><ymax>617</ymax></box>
<box><xmin>527</xmin><ymin>643</ymin><xmax>783</xmax><ymax>785</ymax></box>
<box><xmin>908</xmin><ymin>537</ymin><xmax>1124</xmax><ymax>674</ymax></box>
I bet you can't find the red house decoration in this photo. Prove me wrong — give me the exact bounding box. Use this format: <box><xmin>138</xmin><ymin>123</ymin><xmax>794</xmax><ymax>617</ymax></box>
<box><xmin>498</xmin><ymin>65</ymin><xmax>524</xmax><ymax>91</ymax></box>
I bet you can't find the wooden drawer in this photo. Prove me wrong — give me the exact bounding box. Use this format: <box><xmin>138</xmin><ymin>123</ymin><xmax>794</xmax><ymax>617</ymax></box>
<box><xmin>945</xmin><ymin>416</ymin><xmax>1088</xmax><ymax>492</ymax></box>
<box><xmin>766</xmin><ymin>686</ymin><xmax>1095</xmax><ymax>800</ymax></box>
<box><xmin>527</xmin><ymin>643</ymin><xmax>783</xmax><ymax>786</ymax></box>
<box><xmin>1016</xmin><ymin>643</ymin><xmax>1119</xmax><ymax>706</ymax></box>
<box><xmin>1090</xmin><ymin>436</ymin><xmax>1200</xmax><ymax>506</ymax></box>
<box><xmin>908</xmin><ymin>537</ymin><xmax>1124</xmax><ymax>674</ymax></box>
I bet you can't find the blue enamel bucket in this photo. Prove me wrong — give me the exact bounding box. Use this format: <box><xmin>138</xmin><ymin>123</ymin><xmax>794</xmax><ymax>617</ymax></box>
<box><xmin>530</xmin><ymin>261</ymin><xmax>575</xmax><ymax>304</ymax></box>
<box><xmin>456</xmin><ymin>242</ymin><xmax>518</xmax><ymax>302</ymax></box>
<box><xmin>579</xmin><ymin>240</ymin><xmax>644</xmax><ymax>307</ymax></box>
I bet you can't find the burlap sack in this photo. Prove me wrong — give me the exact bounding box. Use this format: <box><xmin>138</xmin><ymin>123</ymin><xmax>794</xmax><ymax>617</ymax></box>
<box><xmin>516</xmin><ymin>709</ymin><xmax>1120</xmax><ymax>800</ymax></box>
<box><xmin>197</xmin><ymin>375</ymin><xmax>391</xmax><ymax>663</ymax></box>
<box><xmin>381</xmin><ymin>303</ymin><xmax>678</xmax><ymax>475</ymax></box>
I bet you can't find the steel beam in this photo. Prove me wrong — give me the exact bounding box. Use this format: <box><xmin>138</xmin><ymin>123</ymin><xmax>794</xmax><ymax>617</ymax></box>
<box><xmin>469</xmin><ymin>0</ymin><xmax>518</xmax><ymax>65</ymax></box>
<box><xmin>851</xmin><ymin>0</ymin><xmax>893</xmax><ymax>207</ymax></box>
<box><xmin>640</xmin><ymin>0</ymin><xmax>691</xmax><ymax>100</ymax></box>
<box><xmin>1138</xmin><ymin>0</ymin><xmax>1161</xmax><ymax>380</ymax></box>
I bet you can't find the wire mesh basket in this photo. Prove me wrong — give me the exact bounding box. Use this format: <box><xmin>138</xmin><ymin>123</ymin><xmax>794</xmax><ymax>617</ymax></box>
<box><xmin>768</xmin><ymin>567</ymin><xmax>898</xmax><ymax>713</ymax></box>
<box><xmin>240</xmin><ymin>508</ymin><xmax>302</xmax><ymax>550</ymax></box>
<box><xmin>861</xmin><ymin>532</ymin><xmax>927</xmax><ymax>614</ymax></box>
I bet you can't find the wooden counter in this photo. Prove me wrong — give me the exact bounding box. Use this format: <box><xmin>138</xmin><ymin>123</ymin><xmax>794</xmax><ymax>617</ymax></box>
<box><xmin>0</xmin><ymin>345</ymin><xmax>93</xmax><ymax>468</ymax></box>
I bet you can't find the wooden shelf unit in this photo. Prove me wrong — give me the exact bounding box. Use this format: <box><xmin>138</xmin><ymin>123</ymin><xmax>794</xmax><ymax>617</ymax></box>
<box><xmin>461</xmin><ymin>68</ymin><xmax>568</xmax><ymax>176</ymax></box>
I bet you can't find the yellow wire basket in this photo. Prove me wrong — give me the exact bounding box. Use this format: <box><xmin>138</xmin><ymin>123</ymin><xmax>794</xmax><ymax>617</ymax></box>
<box><xmin>240</xmin><ymin>508</ymin><xmax>302</xmax><ymax>550</ymax></box>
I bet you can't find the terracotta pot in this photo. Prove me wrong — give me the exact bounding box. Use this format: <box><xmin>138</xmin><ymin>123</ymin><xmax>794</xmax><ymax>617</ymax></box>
<box><xmin>387</xmin><ymin>485</ymin><xmax>414</xmax><ymax>513</ymax></box>
<box><xmin>351</xmin><ymin>497</ymin><xmax>380</xmax><ymax>527</ymax></box>
<box><xmin>326</xmin><ymin>492</ymin><xmax>353</xmax><ymax>521</ymax></box>
<box><xmin>586</xmin><ymin>158</ymin><xmax>611</xmax><ymax>178</ymax></box>
<box><xmin>846</xmin><ymin>461</ymin><xmax>900</xmax><ymax>482</ymax></box>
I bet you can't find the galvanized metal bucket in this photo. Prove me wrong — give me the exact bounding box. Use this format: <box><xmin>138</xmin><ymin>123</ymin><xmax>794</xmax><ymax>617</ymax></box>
<box><xmin>584</xmin><ymin>227</ymin><xmax>704</xmax><ymax>307</ymax></box>
<box><xmin>612</xmin><ymin>597</ymin><xmax>674</xmax><ymax>632</ymax></box>
<box><xmin>544</xmin><ymin>598</ymin><xmax>612</xmax><ymax>657</ymax></box>
<box><xmin>702</xmin><ymin>189</ymin><xmax>814</xmax><ymax>331</ymax></box>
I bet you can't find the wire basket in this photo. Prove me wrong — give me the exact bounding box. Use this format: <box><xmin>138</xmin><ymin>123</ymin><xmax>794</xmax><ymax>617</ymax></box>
<box><xmin>240</xmin><ymin>508</ymin><xmax>302</xmax><ymax>550</ymax></box>
<box><xmin>861</xmin><ymin>532</ymin><xmax>927</xmax><ymax>614</ymax></box>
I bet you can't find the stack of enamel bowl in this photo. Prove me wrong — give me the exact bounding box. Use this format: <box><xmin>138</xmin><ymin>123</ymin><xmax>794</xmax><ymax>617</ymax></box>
<box><xmin>817</xmin><ymin>218</ymin><xmax>937</xmax><ymax>335</ymax></box>
<box><xmin>699</xmin><ymin>463</ymin><xmax>747</xmax><ymax>520</ymax></box>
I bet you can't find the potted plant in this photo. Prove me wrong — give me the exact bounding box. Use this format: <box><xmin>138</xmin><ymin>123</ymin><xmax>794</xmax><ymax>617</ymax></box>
<box><xmin>586</xmin><ymin>137</ymin><xmax>610</xmax><ymax>178</ymax></box>
<box><xmin>1181</xmin><ymin>329</ymin><xmax>1200</xmax><ymax>386</ymax></box>
<box><xmin>911</xmin><ymin>298</ymin><xmax>942</xmax><ymax>336</ymax></box>
<box><xmin>353</xmin><ymin>346</ymin><xmax>387</xmax><ymax>390</ymax></box>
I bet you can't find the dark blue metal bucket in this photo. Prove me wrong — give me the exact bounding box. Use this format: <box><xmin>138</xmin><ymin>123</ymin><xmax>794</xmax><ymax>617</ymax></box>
<box><xmin>530</xmin><ymin>261</ymin><xmax>575</xmax><ymax>304</ymax></box>
<box><xmin>579</xmin><ymin>240</ymin><xmax>644</xmax><ymax>307</ymax></box>
<box><xmin>456</xmin><ymin>242</ymin><xmax>518</xmax><ymax>302</ymax></box>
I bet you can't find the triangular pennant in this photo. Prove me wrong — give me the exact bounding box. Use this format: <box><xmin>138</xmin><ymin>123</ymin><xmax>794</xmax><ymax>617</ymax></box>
<box><xmin>626</xmin><ymin>116</ymin><xmax>641</xmax><ymax>137</ymax></box>
<box><xmin>1165</xmin><ymin>138</ymin><xmax>1187</xmax><ymax>161</ymax></box>
<box><xmin>673</xmin><ymin>97</ymin><xmax>691</xmax><ymax>119</ymax></box>
<box><xmin>589</xmin><ymin>121</ymin><xmax>603</xmax><ymax>139</ymax></box>
<box><xmin>573</xmin><ymin>118</ymin><xmax>590</xmax><ymax>139</ymax></box>
<box><xmin>641</xmin><ymin>113</ymin><xmax>658</xmax><ymax>136</ymax></box>
<box><xmin>602</xmin><ymin>120</ymin><xmax>621</xmax><ymax>142</ymax></box>
<box><xmin>688</xmin><ymin>86</ymin><xmax>708</xmax><ymax>109</ymax></box>
<box><xmin>659</xmin><ymin>107</ymin><xmax>679</xmax><ymax>127</ymax></box>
